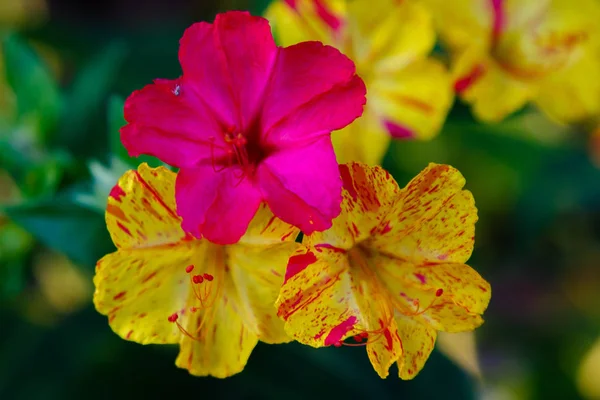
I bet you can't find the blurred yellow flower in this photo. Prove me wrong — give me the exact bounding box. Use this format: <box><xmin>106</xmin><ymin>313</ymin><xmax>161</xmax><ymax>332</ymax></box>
<box><xmin>0</xmin><ymin>0</ymin><xmax>46</xmax><ymax>28</ymax></box>
<box><xmin>33</xmin><ymin>250</ymin><xmax>92</xmax><ymax>315</ymax></box>
<box><xmin>276</xmin><ymin>162</ymin><xmax>490</xmax><ymax>379</ymax></box>
<box><xmin>577</xmin><ymin>337</ymin><xmax>600</xmax><ymax>399</ymax></box>
<box><xmin>93</xmin><ymin>164</ymin><xmax>299</xmax><ymax>378</ymax></box>
<box><xmin>422</xmin><ymin>0</ymin><xmax>600</xmax><ymax>123</ymax></box>
<box><xmin>266</xmin><ymin>0</ymin><xmax>453</xmax><ymax>165</ymax></box>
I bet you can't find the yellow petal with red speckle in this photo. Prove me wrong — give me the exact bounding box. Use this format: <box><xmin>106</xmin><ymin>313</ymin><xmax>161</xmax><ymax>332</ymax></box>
<box><xmin>451</xmin><ymin>49</ymin><xmax>535</xmax><ymax>122</ymax></box>
<box><xmin>277</xmin><ymin>163</ymin><xmax>488</xmax><ymax>380</ymax></box>
<box><xmin>105</xmin><ymin>163</ymin><xmax>187</xmax><ymax>249</ymax></box>
<box><xmin>95</xmin><ymin>164</ymin><xmax>298</xmax><ymax>377</ymax></box>
<box><xmin>175</xmin><ymin>277</ymin><xmax>259</xmax><ymax>378</ymax></box>
<box><xmin>227</xmin><ymin>242</ymin><xmax>299</xmax><ymax>343</ymax></box>
<box><xmin>239</xmin><ymin>203</ymin><xmax>300</xmax><ymax>245</ymax></box>
<box><xmin>350</xmin><ymin>256</ymin><xmax>402</xmax><ymax>378</ymax></box>
<box><xmin>371</xmin><ymin>254</ymin><xmax>490</xmax><ymax>332</ymax></box>
<box><xmin>94</xmin><ymin>228</ymin><xmax>207</xmax><ymax>344</ymax></box>
<box><xmin>395</xmin><ymin>315</ymin><xmax>437</xmax><ymax>380</ymax></box>
<box><xmin>347</xmin><ymin>0</ymin><xmax>435</xmax><ymax>71</ymax></box>
<box><xmin>276</xmin><ymin>246</ymin><xmax>359</xmax><ymax>347</ymax></box>
<box><xmin>370</xmin><ymin>58</ymin><xmax>453</xmax><ymax>142</ymax></box>
<box><xmin>94</xmin><ymin>164</ymin><xmax>201</xmax><ymax>344</ymax></box>
<box><xmin>372</xmin><ymin>163</ymin><xmax>477</xmax><ymax>264</ymax></box>
<box><xmin>412</xmin><ymin>263</ymin><xmax>490</xmax><ymax>327</ymax></box>
<box><xmin>265</xmin><ymin>0</ymin><xmax>344</xmax><ymax>47</ymax></box>
<box><xmin>277</xmin><ymin>244</ymin><xmax>403</xmax><ymax>378</ymax></box>
<box><xmin>306</xmin><ymin>162</ymin><xmax>399</xmax><ymax>249</ymax></box>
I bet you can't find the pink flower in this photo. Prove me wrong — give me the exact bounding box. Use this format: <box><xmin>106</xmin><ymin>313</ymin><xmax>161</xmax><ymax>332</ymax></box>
<box><xmin>121</xmin><ymin>11</ymin><xmax>366</xmax><ymax>244</ymax></box>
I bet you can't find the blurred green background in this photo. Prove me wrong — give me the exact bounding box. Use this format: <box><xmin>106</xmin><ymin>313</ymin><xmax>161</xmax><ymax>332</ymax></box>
<box><xmin>1</xmin><ymin>0</ymin><xmax>600</xmax><ymax>399</ymax></box>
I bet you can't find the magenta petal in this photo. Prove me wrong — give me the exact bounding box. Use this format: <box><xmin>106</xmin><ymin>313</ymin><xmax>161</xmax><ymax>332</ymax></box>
<box><xmin>179</xmin><ymin>11</ymin><xmax>278</xmax><ymax>131</ymax></box>
<box><xmin>260</xmin><ymin>41</ymin><xmax>364</xmax><ymax>141</ymax></box>
<box><xmin>383</xmin><ymin>120</ymin><xmax>415</xmax><ymax>139</ymax></box>
<box><xmin>176</xmin><ymin>166</ymin><xmax>262</xmax><ymax>244</ymax></box>
<box><xmin>258</xmin><ymin>137</ymin><xmax>342</xmax><ymax>234</ymax></box>
<box><xmin>264</xmin><ymin>75</ymin><xmax>366</xmax><ymax>148</ymax></box>
<box><xmin>121</xmin><ymin>78</ymin><xmax>225</xmax><ymax>168</ymax></box>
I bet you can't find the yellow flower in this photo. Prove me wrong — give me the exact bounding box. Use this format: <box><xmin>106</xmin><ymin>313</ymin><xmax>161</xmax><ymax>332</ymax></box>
<box><xmin>266</xmin><ymin>0</ymin><xmax>453</xmax><ymax>165</ymax></box>
<box><xmin>93</xmin><ymin>164</ymin><xmax>299</xmax><ymax>378</ymax></box>
<box><xmin>276</xmin><ymin>162</ymin><xmax>490</xmax><ymax>379</ymax></box>
<box><xmin>422</xmin><ymin>0</ymin><xmax>600</xmax><ymax>123</ymax></box>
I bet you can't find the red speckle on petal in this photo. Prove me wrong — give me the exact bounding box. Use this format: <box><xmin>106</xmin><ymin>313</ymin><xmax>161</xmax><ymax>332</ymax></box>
<box><xmin>113</xmin><ymin>291</ymin><xmax>126</xmax><ymax>301</ymax></box>
<box><xmin>454</xmin><ymin>64</ymin><xmax>486</xmax><ymax>93</ymax></box>
<box><xmin>324</xmin><ymin>316</ymin><xmax>357</xmax><ymax>346</ymax></box>
<box><xmin>142</xmin><ymin>271</ymin><xmax>158</xmax><ymax>283</ymax></box>
<box><xmin>314</xmin><ymin>243</ymin><xmax>346</xmax><ymax>253</ymax></box>
<box><xmin>382</xmin><ymin>328</ymin><xmax>393</xmax><ymax>351</ymax></box>
<box><xmin>314</xmin><ymin>0</ymin><xmax>342</xmax><ymax>31</ymax></box>
<box><xmin>380</xmin><ymin>222</ymin><xmax>392</xmax><ymax>234</ymax></box>
<box><xmin>384</xmin><ymin>120</ymin><xmax>415</xmax><ymax>139</ymax></box>
<box><xmin>116</xmin><ymin>221</ymin><xmax>132</xmax><ymax>236</ymax></box>
<box><xmin>126</xmin><ymin>330</ymin><xmax>134</xmax><ymax>339</ymax></box>
<box><xmin>414</xmin><ymin>273</ymin><xmax>426</xmax><ymax>284</ymax></box>
<box><xmin>491</xmin><ymin>0</ymin><xmax>505</xmax><ymax>44</ymax></box>
<box><xmin>109</xmin><ymin>185</ymin><xmax>126</xmax><ymax>201</ymax></box>
<box><xmin>284</xmin><ymin>251</ymin><xmax>318</xmax><ymax>283</ymax></box>
<box><xmin>339</xmin><ymin>164</ymin><xmax>358</xmax><ymax>201</ymax></box>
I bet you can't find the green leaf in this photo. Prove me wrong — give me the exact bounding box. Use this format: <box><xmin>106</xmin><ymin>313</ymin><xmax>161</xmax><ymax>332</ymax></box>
<box><xmin>57</xmin><ymin>42</ymin><xmax>127</xmax><ymax>153</ymax></box>
<box><xmin>3</xmin><ymin>197</ymin><xmax>115</xmax><ymax>267</ymax></box>
<box><xmin>107</xmin><ymin>95</ymin><xmax>129</xmax><ymax>162</ymax></box>
<box><xmin>251</xmin><ymin>0</ymin><xmax>273</xmax><ymax>14</ymax></box>
<box><xmin>0</xmin><ymin>135</ymin><xmax>73</xmax><ymax>199</ymax></box>
<box><xmin>72</xmin><ymin>157</ymin><xmax>130</xmax><ymax>213</ymax></box>
<box><xmin>2</xmin><ymin>33</ymin><xmax>62</xmax><ymax>136</ymax></box>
